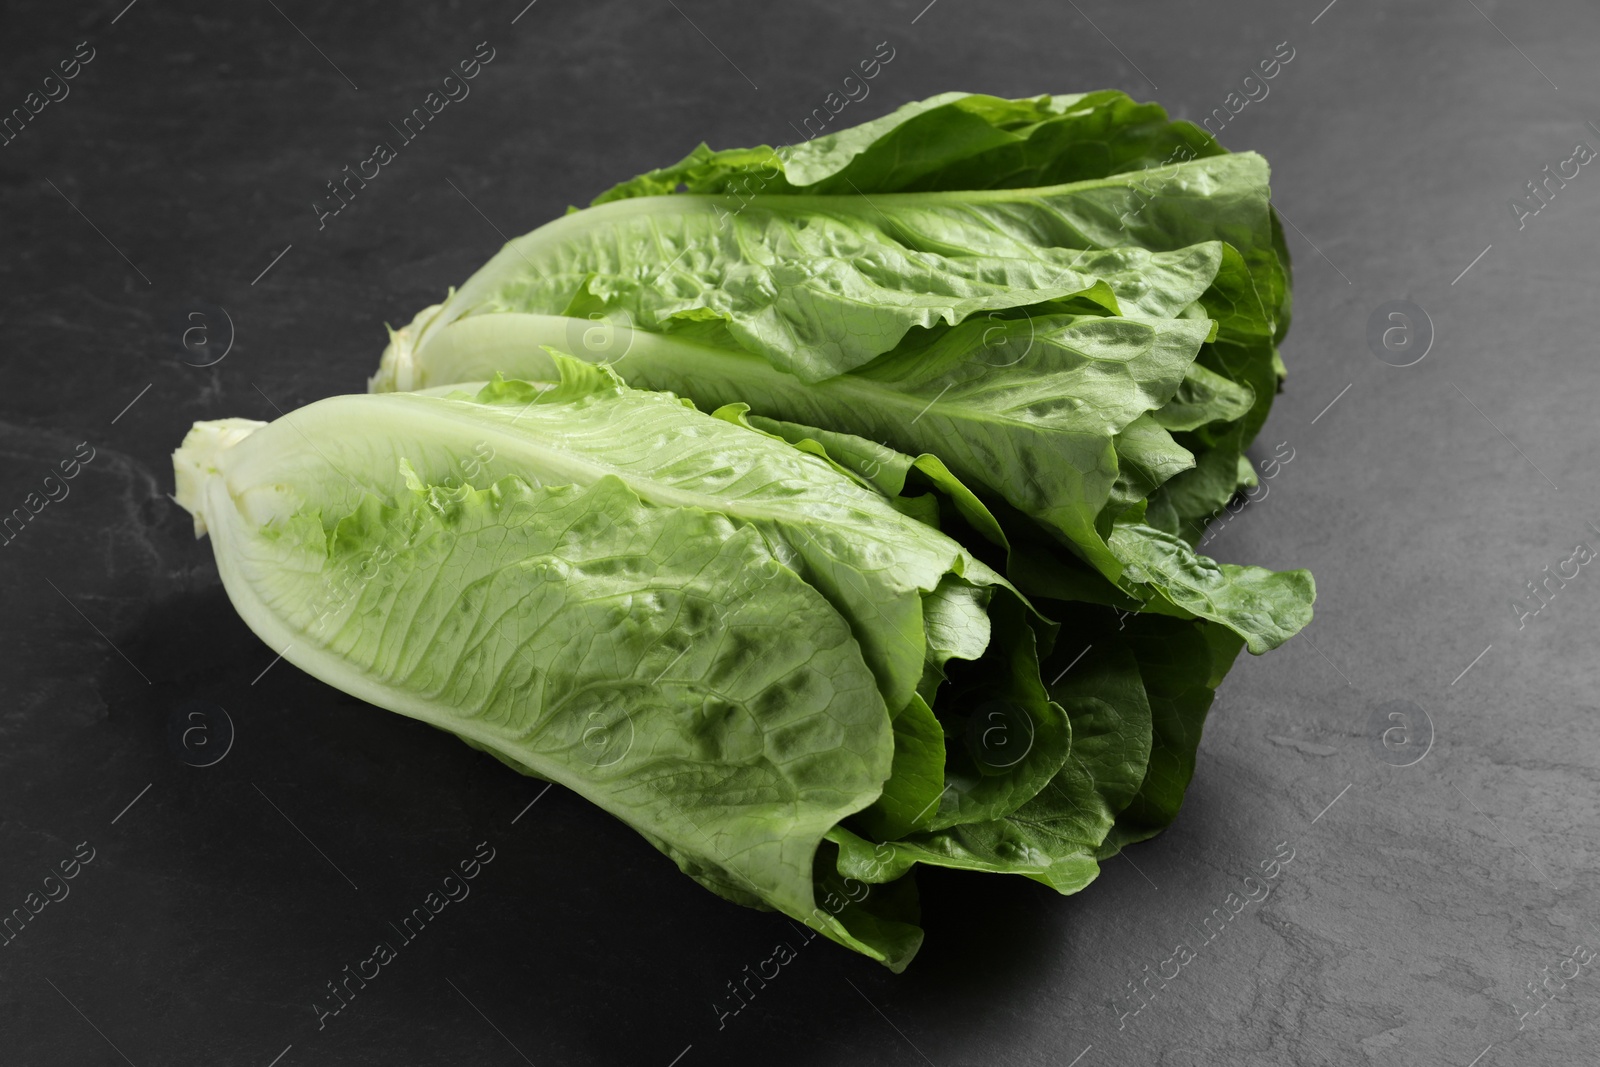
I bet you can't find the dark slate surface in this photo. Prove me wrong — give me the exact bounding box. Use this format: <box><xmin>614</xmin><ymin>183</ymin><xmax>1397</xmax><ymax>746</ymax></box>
<box><xmin>3</xmin><ymin>1</ymin><xmax>1598</xmax><ymax>1064</ymax></box>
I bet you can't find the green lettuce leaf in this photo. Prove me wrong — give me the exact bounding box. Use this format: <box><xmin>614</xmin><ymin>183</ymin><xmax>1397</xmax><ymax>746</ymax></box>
<box><xmin>404</xmin><ymin>198</ymin><xmax>1230</xmax><ymax>383</ymax></box>
<box><xmin>593</xmin><ymin>91</ymin><xmax>1224</xmax><ymax>200</ymax></box>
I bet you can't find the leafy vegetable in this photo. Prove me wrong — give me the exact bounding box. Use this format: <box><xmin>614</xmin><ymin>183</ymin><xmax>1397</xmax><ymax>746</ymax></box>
<box><xmin>372</xmin><ymin>91</ymin><xmax>1310</xmax><ymax>654</ymax></box>
<box><xmin>175</xmin><ymin>356</ymin><xmax>1076</xmax><ymax>969</ymax></box>
<box><xmin>177</xmin><ymin>91</ymin><xmax>1314</xmax><ymax>970</ymax></box>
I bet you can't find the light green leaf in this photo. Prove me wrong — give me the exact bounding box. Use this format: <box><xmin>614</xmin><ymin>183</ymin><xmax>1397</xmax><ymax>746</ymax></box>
<box><xmin>1107</xmin><ymin>521</ymin><xmax>1315</xmax><ymax>654</ymax></box>
<box><xmin>181</xmin><ymin>443</ymin><xmax>893</xmax><ymax>934</ymax></box>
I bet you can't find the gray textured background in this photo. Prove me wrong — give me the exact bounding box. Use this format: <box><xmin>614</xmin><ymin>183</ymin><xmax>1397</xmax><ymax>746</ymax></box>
<box><xmin>2</xmin><ymin>0</ymin><xmax>1597</xmax><ymax>1064</ymax></box>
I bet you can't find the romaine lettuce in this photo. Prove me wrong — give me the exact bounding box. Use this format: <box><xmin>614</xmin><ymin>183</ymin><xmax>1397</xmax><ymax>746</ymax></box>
<box><xmin>176</xmin><ymin>91</ymin><xmax>1314</xmax><ymax>970</ymax></box>
<box><xmin>371</xmin><ymin>91</ymin><xmax>1311</xmax><ymax>654</ymax></box>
